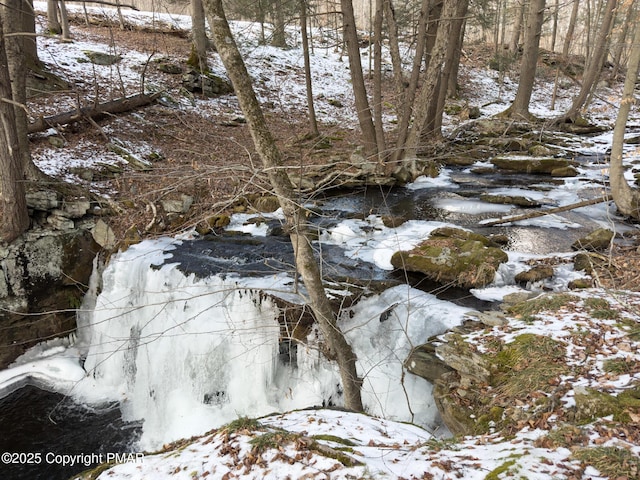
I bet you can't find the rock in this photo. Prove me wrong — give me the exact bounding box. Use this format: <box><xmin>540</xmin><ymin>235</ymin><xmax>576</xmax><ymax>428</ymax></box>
<box><xmin>404</xmin><ymin>344</ymin><xmax>454</xmax><ymax>383</ymax></box>
<box><xmin>157</xmin><ymin>62</ymin><xmax>182</xmax><ymax>74</ymax></box>
<box><xmin>480</xmin><ymin>194</ymin><xmax>540</xmax><ymax>208</ymax></box>
<box><xmin>436</xmin><ymin>334</ymin><xmax>491</xmax><ymax>385</ymax></box>
<box><xmin>47</xmin><ymin>213</ymin><xmax>75</xmax><ymax>230</ymax></box>
<box><xmin>390</xmin><ymin>227</ymin><xmax>508</xmax><ymax>288</ymax></box>
<box><xmin>501</xmin><ymin>291</ymin><xmax>537</xmax><ymax>305</ymax></box>
<box><xmin>528</xmin><ymin>144</ymin><xmax>556</xmax><ymax>156</ymax></box>
<box><xmin>251</xmin><ymin>195</ymin><xmax>280</xmax><ymax>213</ymax></box>
<box><xmin>568</xmin><ymin>278</ymin><xmax>592</xmax><ymax>289</ymax></box>
<box><xmin>26</xmin><ymin>190</ymin><xmax>60</xmax><ymax>210</ymax></box>
<box><xmin>60</xmin><ymin>199</ymin><xmax>91</xmax><ymax>218</ymax></box>
<box><xmin>551</xmin><ymin>166</ymin><xmax>579</xmax><ymax>177</ymax></box>
<box><xmin>514</xmin><ymin>265</ymin><xmax>554</xmax><ymax>284</ymax></box>
<box><xmin>572</xmin><ymin>228</ymin><xmax>614</xmax><ymax>251</ymax></box>
<box><xmin>82</xmin><ymin>50</ymin><xmax>121</xmax><ymax>65</ymax></box>
<box><xmin>182</xmin><ymin>70</ymin><xmax>233</xmax><ymax>97</ymax></box>
<box><xmin>0</xmin><ymin>229</ymin><xmax>99</xmax><ymax>368</ymax></box>
<box><xmin>491</xmin><ymin>156</ymin><xmax>579</xmax><ymax>174</ymax></box>
<box><xmin>92</xmin><ymin>219</ymin><xmax>117</xmax><ymax>250</ymax></box>
<box><xmin>471</xmin><ymin>311</ymin><xmax>509</xmax><ymax>327</ymax></box>
<box><xmin>48</xmin><ymin>136</ymin><xmax>65</xmax><ymax>148</ymax></box>
<box><xmin>161</xmin><ymin>195</ymin><xmax>193</xmax><ymax>214</ymax></box>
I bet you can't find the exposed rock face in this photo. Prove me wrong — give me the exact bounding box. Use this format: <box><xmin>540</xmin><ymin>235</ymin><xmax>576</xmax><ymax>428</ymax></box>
<box><xmin>0</xmin><ymin>189</ymin><xmax>101</xmax><ymax>368</ymax></box>
<box><xmin>390</xmin><ymin>227</ymin><xmax>508</xmax><ymax>289</ymax></box>
<box><xmin>0</xmin><ymin>229</ymin><xmax>99</xmax><ymax>368</ymax></box>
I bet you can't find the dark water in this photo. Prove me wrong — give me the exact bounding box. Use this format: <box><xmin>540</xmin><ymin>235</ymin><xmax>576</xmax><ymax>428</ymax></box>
<box><xmin>0</xmin><ymin>386</ymin><xmax>141</xmax><ymax>480</ymax></box>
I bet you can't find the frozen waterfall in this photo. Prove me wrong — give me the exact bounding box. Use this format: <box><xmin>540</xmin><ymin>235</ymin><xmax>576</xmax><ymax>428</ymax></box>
<box><xmin>70</xmin><ymin>237</ymin><xmax>469</xmax><ymax>450</ymax></box>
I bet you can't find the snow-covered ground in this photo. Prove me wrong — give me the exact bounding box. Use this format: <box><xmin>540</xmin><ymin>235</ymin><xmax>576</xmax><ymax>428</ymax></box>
<box><xmin>2</xmin><ymin>4</ymin><xmax>639</xmax><ymax>480</ymax></box>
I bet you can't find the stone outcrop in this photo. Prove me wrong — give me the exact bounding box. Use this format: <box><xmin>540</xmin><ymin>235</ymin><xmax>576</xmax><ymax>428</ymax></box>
<box><xmin>572</xmin><ymin>228</ymin><xmax>614</xmax><ymax>251</ymax></box>
<box><xmin>390</xmin><ymin>227</ymin><xmax>508</xmax><ymax>289</ymax></box>
<box><xmin>0</xmin><ymin>189</ymin><xmax>102</xmax><ymax>368</ymax></box>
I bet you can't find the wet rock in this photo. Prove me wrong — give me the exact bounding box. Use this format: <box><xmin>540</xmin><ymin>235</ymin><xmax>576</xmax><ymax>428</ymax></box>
<box><xmin>480</xmin><ymin>194</ymin><xmax>540</xmax><ymax>207</ymax></box>
<box><xmin>390</xmin><ymin>228</ymin><xmax>508</xmax><ymax>289</ymax></box>
<box><xmin>491</xmin><ymin>156</ymin><xmax>579</xmax><ymax>174</ymax></box>
<box><xmin>514</xmin><ymin>265</ymin><xmax>554</xmax><ymax>284</ymax></box>
<box><xmin>92</xmin><ymin>219</ymin><xmax>117</xmax><ymax>250</ymax></box>
<box><xmin>436</xmin><ymin>333</ymin><xmax>491</xmax><ymax>385</ymax></box>
<box><xmin>572</xmin><ymin>228</ymin><xmax>614</xmax><ymax>251</ymax></box>
<box><xmin>551</xmin><ymin>166</ymin><xmax>579</xmax><ymax>177</ymax></box>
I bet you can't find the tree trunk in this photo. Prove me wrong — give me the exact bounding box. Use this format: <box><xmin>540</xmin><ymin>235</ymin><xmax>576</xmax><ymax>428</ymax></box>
<box><xmin>0</xmin><ymin>16</ymin><xmax>30</xmax><ymax>243</ymax></box>
<box><xmin>610</xmin><ymin>0</ymin><xmax>634</xmax><ymax>80</ymax></box>
<box><xmin>424</xmin><ymin>0</ymin><xmax>469</xmax><ymax>139</ymax></box>
<box><xmin>59</xmin><ymin>0</ymin><xmax>71</xmax><ymax>40</ymax></box>
<box><xmin>500</xmin><ymin>0</ymin><xmax>545</xmax><ymax>120</ymax></box>
<box><xmin>372</xmin><ymin>0</ymin><xmax>386</xmax><ymax>158</ymax></box>
<box><xmin>609</xmin><ymin>12</ymin><xmax>640</xmax><ymax>219</ymax></box>
<box><xmin>271</xmin><ymin>0</ymin><xmax>288</xmax><ymax>47</ymax></box>
<box><xmin>4</xmin><ymin>0</ymin><xmax>47</xmax><ymax>182</ymax></box>
<box><xmin>190</xmin><ymin>0</ymin><xmax>209</xmax><ymax>72</ymax></box>
<box><xmin>384</xmin><ymin>0</ymin><xmax>405</xmax><ymax>118</ymax></box>
<box><xmin>562</xmin><ymin>0</ymin><xmax>580</xmax><ymax>57</ymax></box>
<box><xmin>47</xmin><ymin>0</ymin><xmax>61</xmax><ymax>34</ymax></box>
<box><xmin>393</xmin><ymin>0</ymin><xmax>431</xmax><ymax>162</ymax></box>
<box><xmin>203</xmin><ymin>0</ymin><xmax>364</xmax><ymax>412</ymax></box>
<box><xmin>340</xmin><ymin>0</ymin><xmax>378</xmax><ymax>157</ymax></box>
<box><xmin>509</xmin><ymin>0</ymin><xmax>525</xmax><ymax>53</ymax></box>
<box><xmin>300</xmin><ymin>0</ymin><xmax>319</xmax><ymax>136</ymax></box>
<box><xmin>550</xmin><ymin>0</ymin><xmax>559</xmax><ymax>51</ymax></box>
<box><xmin>402</xmin><ymin>0</ymin><xmax>456</xmax><ymax>159</ymax></box>
<box><xmin>559</xmin><ymin>0</ymin><xmax>617</xmax><ymax>123</ymax></box>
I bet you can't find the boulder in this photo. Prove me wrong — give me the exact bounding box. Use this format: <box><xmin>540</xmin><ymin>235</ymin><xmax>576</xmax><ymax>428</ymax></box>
<box><xmin>572</xmin><ymin>228</ymin><xmax>614</xmax><ymax>251</ymax></box>
<box><xmin>514</xmin><ymin>265</ymin><xmax>554</xmax><ymax>285</ymax></box>
<box><xmin>390</xmin><ymin>227</ymin><xmax>508</xmax><ymax>289</ymax></box>
<box><xmin>404</xmin><ymin>344</ymin><xmax>454</xmax><ymax>383</ymax></box>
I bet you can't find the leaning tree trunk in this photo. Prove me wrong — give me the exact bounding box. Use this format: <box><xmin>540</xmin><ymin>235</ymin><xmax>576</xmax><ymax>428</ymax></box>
<box><xmin>559</xmin><ymin>0</ymin><xmax>617</xmax><ymax>123</ymax></box>
<box><xmin>372</xmin><ymin>0</ymin><xmax>386</xmax><ymax>157</ymax></box>
<box><xmin>562</xmin><ymin>0</ymin><xmax>580</xmax><ymax>57</ymax></box>
<box><xmin>384</xmin><ymin>0</ymin><xmax>405</xmax><ymax>118</ymax></box>
<box><xmin>500</xmin><ymin>0</ymin><xmax>546</xmax><ymax>120</ymax></box>
<box><xmin>0</xmin><ymin>16</ymin><xmax>30</xmax><ymax>243</ymax></box>
<box><xmin>203</xmin><ymin>0</ymin><xmax>364</xmax><ymax>412</ymax></box>
<box><xmin>610</xmin><ymin>1</ymin><xmax>633</xmax><ymax>80</ymax></box>
<box><xmin>609</xmin><ymin>13</ymin><xmax>640</xmax><ymax>219</ymax></box>
<box><xmin>340</xmin><ymin>0</ymin><xmax>378</xmax><ymax>158</ymax></box>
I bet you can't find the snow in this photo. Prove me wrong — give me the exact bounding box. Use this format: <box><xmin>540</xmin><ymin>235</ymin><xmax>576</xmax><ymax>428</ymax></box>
<box><xmin>2</xmin><ymin>4</ymin><xmax>639</xmax><ymax>480</ymax></box>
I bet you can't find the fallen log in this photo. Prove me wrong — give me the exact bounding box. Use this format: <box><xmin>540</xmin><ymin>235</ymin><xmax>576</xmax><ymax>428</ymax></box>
<box><xmin>28</xmin><ymin>92</ymin><xmax>161</xmax><ymax>134</ymax></box>
<box><xmin>480</xmin><ymin>194</ymin><xmax>613</xmax><ymax>227</ymax></box>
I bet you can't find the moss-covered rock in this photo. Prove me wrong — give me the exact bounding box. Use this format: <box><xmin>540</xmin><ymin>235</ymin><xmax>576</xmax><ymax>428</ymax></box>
<box><xmin>573</xmin><ymin>385</ymin><xmax>640</xmax><ymax>424</ymax></box>
<box><xmin>390</xmin><ymin>228</ymin><xmax>508</xmax><ymax>289</ymax></box>
<box><xmin>514</xmin><ymin>265</ymin><xmax>554</xmax><ymax>284</ymax></box>
<box><xmin>572</xmin><ymin>228</ymin><xmax>614</xmax><ymax>251</ymax></box>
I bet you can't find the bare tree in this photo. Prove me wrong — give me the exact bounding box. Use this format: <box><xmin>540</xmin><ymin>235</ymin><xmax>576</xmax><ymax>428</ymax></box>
<box><xmin>609</xmin><ymin>8</ymin><xmax>640</xmax><ymax>219</ymax></box>
<box><xmin>190</xmin><ymin>0</ymin><xmax>209</xmax><ymax>71</ymax></box>
<box><xmin>300</xmin><ymin>0</ymin><xmax>319</xmax><ymax>136</ymax></box>
<box><xmin>500</xmin><ymin>0</ymin><xmax>546</xmax><ymax>119</ymax></box>
<box><xmin>562</xmin><ymin>0</ymin><xmax>580</xmax><ymax>57</ymax></box>
<box><xmin>0</xmin><ymin>16</ymin><xmax>29</xmax><ymax>243</ymax></box>
<box><xmin>202</xmin><ymin>0</ymin><xmax>364</xmax><ymax>411</ymax></box>
<box><xmin>341</xmin><ymin>0</ymin><xmax>378</xmax><ymax>158</ymax></box>
<box><xmin>509</xmin><ymin>0</ymin><xmax>526</xmax><ymax>53</ymax></box>
<box><xmin>558</xmin><ymin>0</ymin><xmax>617</xmax><ymax>124</ymax></box>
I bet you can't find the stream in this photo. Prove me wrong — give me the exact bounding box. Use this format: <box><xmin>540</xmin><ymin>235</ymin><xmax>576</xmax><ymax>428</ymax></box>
<box><xmin>0</xmin><ymin>157</ymin><xmax>628</xmax><ymax>480</ymax></box>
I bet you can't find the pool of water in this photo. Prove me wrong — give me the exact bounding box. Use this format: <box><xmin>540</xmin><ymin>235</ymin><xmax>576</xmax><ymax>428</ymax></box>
<box><xmin>0</xmin><ymin>386</ymin><xmax>141</xmax><ymax>480</ymax></box>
